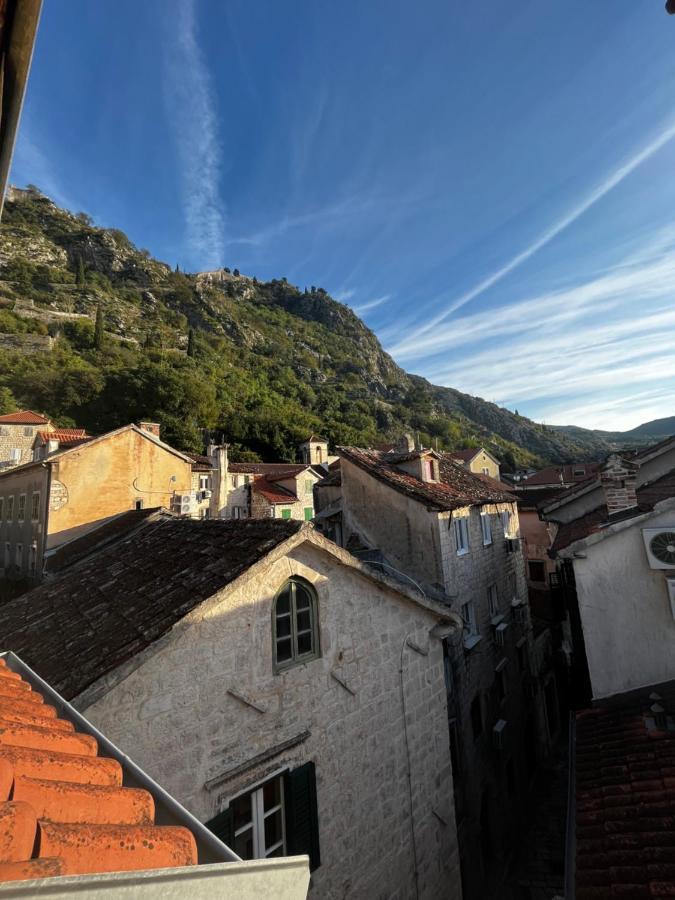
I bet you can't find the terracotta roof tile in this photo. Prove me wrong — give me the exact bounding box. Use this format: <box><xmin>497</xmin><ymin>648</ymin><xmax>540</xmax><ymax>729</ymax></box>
<box><xmin>0</xmin><ymin>656</ymin><xmax>197</xmax><ymax>884</ymax></box>
<box><xmin>338</xmin><ymin>447</ymin><xmax>514</xmax><ymax>512</ymax></box>
<box><xmin>253</xmin><ymin>477</ymin><xmax>297</xmax><ymax>504</ymax></box>
<box><xmin>0</xmin><ymin>411</ymin><xmax>49</xmax><ymax>425</ymax></box>
<box><xmin>228</xmin><ymin>462</ymin><xmax>306</xmax><ymax>475</ymax></box>
<box><xmin>523</xmin><ymin>463</ymin><xmax>602</xmax><ymax>487</ymax></box>
<box><xmin>36</xmin><ymin>429</ymin><xmax>90</xmax><ymax>447</ymax></box>
<box><xmin>575</xmin><ymin>685</ymin><xmax>675</xmax><ymax>899</ymax></box>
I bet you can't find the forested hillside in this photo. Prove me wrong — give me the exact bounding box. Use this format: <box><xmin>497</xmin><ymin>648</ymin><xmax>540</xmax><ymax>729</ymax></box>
<box><xmin>0</xmin><ymin>188</ymin><xmax>606</xmax><ymax>465</ymax></box>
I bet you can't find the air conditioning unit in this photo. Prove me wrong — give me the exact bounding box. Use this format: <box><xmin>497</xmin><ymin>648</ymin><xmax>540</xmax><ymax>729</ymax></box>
<box><xmin>505</xmin><ymin>538</ymin><xmax>520</xmax><ymax>554</ymax></box>
<box><xmin>642</xmin><ymin>528</ymin><xmax>675</xmax><ymax>569</ymax></box>
<box><xmin>493</xmin><ymin>719</ymin><xmax>507</xmax><ymax>750</ymax></box>
<box><xmin>200</xmin><ymin>489</ymin><xmax>213</xmax><ymax>500</ymax></box>
<box><xmin>172</xmin><ymin>494</ymin><xmax>196</xmax><ymax>515</ymax></box>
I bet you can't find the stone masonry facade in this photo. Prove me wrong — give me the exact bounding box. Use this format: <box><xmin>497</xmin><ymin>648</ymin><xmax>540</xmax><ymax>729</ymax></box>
<box><xmin>79</xmin><ymin>540</ymin><xmax>463</xmax><ymax>899</ymax></box>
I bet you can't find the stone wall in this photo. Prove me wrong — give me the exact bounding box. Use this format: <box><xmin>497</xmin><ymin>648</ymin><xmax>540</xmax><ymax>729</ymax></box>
<box><xmin>0</xmin><ymin>463</ymin><xmax>49</xmax><ymax>578</ymax></box>
<box><xmin>0</xmin><ymin>422</ymin><xmax>44</xmax><ymax>468</ymax></box>
<box><xmin>80</xmin><ymin>540</ymin><xmax>463</xmax><ymax>899</ymax></box>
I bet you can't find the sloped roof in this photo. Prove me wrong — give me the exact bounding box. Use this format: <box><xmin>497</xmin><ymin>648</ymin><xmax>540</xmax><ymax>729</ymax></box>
<box><xmin>0</xmin><ymin>655</ymin><xmax>198</xmax><ymax>884</ymax></box>
<box><xmin>185</xmin><ymin>453</ymin><xmax>213</xmax><ymax>472</ymax></box>
<box><xmin>300</xmin><ymin>434</ymin><xmax>328</xmax><ymax>445</ymax></box>
<box><xmin>551</xmin><ymin>468</ymin><xmax>675</xmax><ymax>553</ymax></box>
<box><xmin>0</xmin><ymin>411</ymin><xmax>49</xmax><ymax>425</ymax></box>
<box><xmin>0</xmin><ymin>517</ymin><xmax>302</xmax><ymax>700</ymax></box>
<box><xmin>228</xmin><ymin>462</ymin><xmax>306</xmax><ymax>476</ymax></box>
<box><xmin>521</xmin><ymin>463</ymin><xmax>601</xmax><ymax>487</ymax></box>
<box><xmin>36</xmin><ymin>429</ymin><xmax>91</xmax><ymax>448</ymax></box>
<box><xmin>575</xmin><ymin>684</ymin><xmax>675</xmax><ymax>899</ymax></box>
<box><xmin>338</xmin><ymin>447</ymin><xmax>514</xmax><ymax>512</ymax></box>
<box><xmin>450</xmin><ymin>448</ymin><xmax>480</xmax><ymax>463</ymax></box>
<box><xmin>253</xmin><ymin>477</ymin><xmax>297</xmax><ymax>504</ymax></box>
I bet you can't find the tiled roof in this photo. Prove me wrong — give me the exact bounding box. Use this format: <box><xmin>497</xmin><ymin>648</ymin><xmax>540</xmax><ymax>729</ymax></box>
<box><xmin>449</xmin><ymin>448</ymin><xmax>480</xmax><ymax>463</ymax></box>
<box><xmin>0</xmin><ymin>656</ymin><xmax>197</xmax><ymax>884</ymax></box>
<box><xmin>300</xmin><ymin>434</ymin><xmax>328</xmax><ymax>444</ymax></box>
<box><xmin>575</xmin><ymin>685</ymin><xmax>675</xmax><ymax>900</ymax></box>
<box><xmin>228</xmin><ymin>462</ymin><xmax>306</xmax><ymax>476</ymax></box>
<box><xmin>0</xmin><ymin>517</ymin><xmax>302</xmax><ymax>700</ymax></box>
<box><xmin>185</xmin><ymin>453</ymin><xmax>213</xmax><ymax>472</ymax></box>
<box><xmin>522</xmin><ymin>463</ymin><xmax>601</xmax><ymax>487</ymax></box>
<box><xmin>36</xmin><ymin>429</ymin><xmax>90</xmax><ymax>447</ymax></box>
<box><xmin>551</xmin><ymin>468</ymin><xmax>675</xmax><ymax>553</ymax></box>
<box><xmin>253</xmin><ymin>478</ymin><xmax>297</xmax><ymax>504</ymax></box>
<box><xmin>0</xmin><ymin>411</ymin><xmax>49</xmax><ymax>425</ymax></box>
<box><xmin>316</xmin><ymin>469</ymin><xmax>341</xmax><ymax>488</ymax></box>
<box><xmin>338</xmin><ymin>447</ymin><xmax>514</xmax><ymax>512</ymax></box>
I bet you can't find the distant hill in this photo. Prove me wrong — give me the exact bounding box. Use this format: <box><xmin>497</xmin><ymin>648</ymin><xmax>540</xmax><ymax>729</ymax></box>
<box><xmin>623</xmin><ymin>416</ymin><xmax>675</xmax><ymax>439</ymax></box>
<box><xmin>552</xmin><ymin>416</ymin><xmax>674</xmax><ymax>454</ymax></box>
<box><xmin>0</xmin><ymin>188</ymin><xmax>643</xmax><ymax>465</ymax></box>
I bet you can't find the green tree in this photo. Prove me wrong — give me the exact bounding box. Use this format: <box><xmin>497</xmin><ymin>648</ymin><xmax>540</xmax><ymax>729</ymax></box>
<box><xmin>187</xmin><ymin>327</ymin><xmax>196</xmax><ymax>358</ymax></box>
<box><xmin>76</xmin><ymin>257</ymin><xmax>86</xmax><ymax>287</ymax></box>
<box><xmin>94</xmin><ymin>303</ymin><xmax>105</xmax><ymax>350</ymax></box>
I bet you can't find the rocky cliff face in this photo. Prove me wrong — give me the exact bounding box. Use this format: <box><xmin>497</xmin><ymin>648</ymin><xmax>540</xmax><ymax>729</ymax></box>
<box><xmin>0</xmin><ymin>189</ymin><xmax>609</xmax><ymax>462</ymax></box>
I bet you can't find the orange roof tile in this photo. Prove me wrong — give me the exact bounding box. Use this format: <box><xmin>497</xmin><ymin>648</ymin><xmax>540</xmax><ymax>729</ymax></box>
<box><xmin>36</xmin><ymin>429</ymin><xmax>91</xmax><ymax>447</ymax></box>
<box><xmin>0</xmin><ymin>411</ymin><xmax>49</xmax><ymax>425</ymax></box>
<box><xmin>0</xmin><ymin>655</ymin><xmax>198</xmax><ymax>884</ymax></box>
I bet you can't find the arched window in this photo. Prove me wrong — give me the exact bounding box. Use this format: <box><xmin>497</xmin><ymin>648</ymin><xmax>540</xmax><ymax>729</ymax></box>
<box><xmin>273</xmin><ymin>578</ymin><xmax>320</xmax><ymax>671</ymax></box>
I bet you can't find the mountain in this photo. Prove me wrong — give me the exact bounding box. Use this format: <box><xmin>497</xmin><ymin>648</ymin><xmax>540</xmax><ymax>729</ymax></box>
<box><xmin>552</xmin><ymin>416</ymin><xmax>675</xmax><ymax>453</ymax></box>
<box><xmin>0</xmin><ymin>187</ymin><xmax>615</xmax><ymax>465</ymax></box>
<box><xmin>623</xmin><ymin>417</ymin><xmax>675</xmax><ymax>439</ymax></box>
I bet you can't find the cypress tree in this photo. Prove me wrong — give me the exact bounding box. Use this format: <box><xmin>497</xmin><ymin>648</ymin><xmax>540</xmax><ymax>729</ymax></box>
<box><xmin>187</xmin><ymin>327</ymin><xmax>196</xmax><ymax>358</ymax></box>
<box><xmin>76</xmin><ymin>257</ymin><xmax>86</xmax><ymax>287</ymax></box>
<box><xmin>94</xmin><ymin>302</ymin><xmax>104</xmax><ymax>350</ymax></box>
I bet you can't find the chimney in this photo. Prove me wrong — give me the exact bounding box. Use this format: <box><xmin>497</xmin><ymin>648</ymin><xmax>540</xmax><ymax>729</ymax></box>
<box><xmin>139</xmin><ymin>422</ymin><xmax>161</xmax><ymax>438</ymax></box>
<box><xmin>600</xmin><ymin>454</ymin><xmax>638</xmax><ymax>516</ymax></box>
<box><xmin>396</xmin><ymin>433</ymin><xmax>415</xmax><ymax>453</ymax></box>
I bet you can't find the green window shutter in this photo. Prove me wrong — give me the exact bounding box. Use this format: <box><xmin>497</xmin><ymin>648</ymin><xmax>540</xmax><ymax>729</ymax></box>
<box><xmin>204</xmin><ymin>806</ymin><xmax>234</xmax><ymax>850</ymax></box>
<box><xmin>304</xmin><ymin>507</ymin><xmax>313</xmax><ymax>521</ymax></box>
<box><xmin>285</xmin><ymin>761</ymin><xmax>321</xmax><ymax>871</ymax></box>
<box><xmin>281</xmin><ymin>508</ymin><xmax>292</xmax><ymax>520</ymax></box>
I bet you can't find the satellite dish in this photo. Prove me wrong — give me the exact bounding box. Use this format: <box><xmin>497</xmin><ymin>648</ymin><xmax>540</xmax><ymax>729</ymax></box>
<box><xmin>650</xmin><ymin>531</ymin><xmax>675</xmax><ymax>566</ymax></box>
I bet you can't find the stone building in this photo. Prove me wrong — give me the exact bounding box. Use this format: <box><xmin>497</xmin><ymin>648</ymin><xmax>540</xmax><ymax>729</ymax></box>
<box><xmin>0</xmin><ymin>410</ymin><xmax>53</xmax><ymax>469</ymax></box>
<box><xmin>1</xmin><ymin>518</ymin><xmax>464</xmax><ymax>899</ymax></box>
<box><xmin>299</xmin><ymin>435</ymin><xmax>338</xmax><ymax>468</ymax></box>
<box><xmin>0</xmin><ymin>422</ymin><xmax>199</xmax><ymax>580</ymax></box>
<box><xmin>330</xmin><ymin>445</ymin><xmax>549</xmax><ymax>899</ymax></box>
<box><xmin>542</xmin><ymin>437</ymin><xmax>675</xmax><ymax>704</ymax></box>
<box><xmin>449</xmin><ymin>447</ymin><xmax>502</xmax><ymax>481</ymax></box>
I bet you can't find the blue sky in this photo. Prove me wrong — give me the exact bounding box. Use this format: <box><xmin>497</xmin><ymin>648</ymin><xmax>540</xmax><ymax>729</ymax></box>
<box><xmin>10</xmin><ymin>0</ymin><xmax>675</xmax><ymax>431</ymax></box>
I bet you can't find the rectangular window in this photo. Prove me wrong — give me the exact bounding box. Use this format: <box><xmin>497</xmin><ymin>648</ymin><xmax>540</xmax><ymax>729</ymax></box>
<box><xmin>199</xmin><ymin>475</ymin><xmax>210</xmax><ymax>490</ymax></box>
<box><xmin>488</xmin><ymin>584</ymin><xmax>499</xmax><ymax>618</ymax></box>
<box><xmin>9</xmin><ymin>449</ymin><xmax>21</xmax><ymax>463</ymax></box>
<box><xmin>29</xmin><ymin>545</ymin><xmax>37</xmax><ymax>577</ymax></box>
<box><xmin>573</xmin><ymin>468</ymin><xmax>586</xmax><ymax>477</ymax></box>
<box><xmin>230</xmin><ymin>774</ymin><xmax>286</xmax><ymax>860</ymax></box>
<box><xmin>482</xmin><ymin>467</ymin><xmax>489</xmax><ymax>476</ymax></box>
<box><xmin>501</xmin><ymin>509</ymin><xmax>512</xmax><ymax>537</ymax></box>
<box><xmin>17</xmin><ymin>495</ymin><xmax>26</xmax><ymax>522</ymax></box>
<box><xmin>528</xmin><ymin>561</ymin><xmax>546</xmax><ymax>583</ymax></box>
<box><xmin>281</xmin><ymin>508</ymin><xmax>292</xmax><ymax>520</ymax></box>
<box><xmin>0</xmin><ymin>498</ymin><xmax>4</xmax><ymax>521</ymax></box>
<box><xmin>303</xmin><ymin>507</ymin><xmax>313</xmax><ymax>521</ymax></box>
<box><xmin>4</xmin><ymin>543</ymin><xmax>10</xmax><ymax>570</ymax></box>
<box><xmin>23</xmin><ymin>427</ymin><xmax>33</xmax><ymax>437</ymax></box>
<box><xmin>243</xmin><ymin>475</ymin><xmax>251</xmax><ymax>484</ymax></box>
<box><xmin>454</xmin><ymin>516</ymin><xmax>469</xmax><ymax>555</ymax></box>
<box><xmin>480</xmin><ymin>512</ymin><xmax>492</xmax><ymax>546</ymax></box>
<box><xmin>31</xmin><ymin>492</ymin><xmax>40</xmax><ymax>522</ymax></box>
<box><xmin>461</xmin><ymin>600</ymin><xmax>477</xmax><ymax>636</ymax></box>
<box><xmin>7</xmin><ymin>496</ymin><xmax>14</xmax><ymax>521</ymax></box>
<box><xmin>305</xmin><ymin>479</ymin><xmax>313</xmax><ymax>494</ymax></box>
<box><xmin>15</xmin><ymin>543</ymin><xmax>23</xmax><ymax>570</ymax></box>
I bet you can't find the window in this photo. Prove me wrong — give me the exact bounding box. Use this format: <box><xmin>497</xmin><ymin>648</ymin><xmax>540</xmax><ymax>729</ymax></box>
<box><xmin>480</xmin><ymin>512</ymin><xmax>492</xmax><ymax>546</ymax></box>
<box><xmin>7</xmin><ymin>496</ymin><xmax>14</xmax><ymax>521</ymax></box>
<box><xmin>573</xmin><ymin>467</ymin><xmax>586</xmax><ymax>477</ymax></box>
<box><xmin>304</xmin><ymin>479</ymin><xmax>313</xmax><ymax>495</ymax></box>
<box><xmin>280</xmin><ymin>508</ymin><xmax>292</xmax><ymax>520</ymax></box>
<box><xmin>501</xmin><ymin>509</ymin><xmax>512</xmax><ymax>537</ymax></box>
<box><xmin>482</xmin><ymin>467</ymin><xmax>490</xmax><ymax>476</ymax></box>
<box><xmin>454</xmin><ymin>516</ymin><xmax>469</xmax><ymax>555</ymax></box>
<box><xmin>199</xmin><ymin>508</ymin><xmax>211</xmax><ymax>519</ymax></box>
<box><xmin>4</xmin><ymin>543</ymin><xmax>10</xmax><ymax>570</ymax></box>
<box><xmin>15</xmin><ymin>543</ymin><xmax>23</xmax><ymax>570</ymax></box>
<box><xmin>206</xmin><ymin>764</ymin><xmax>321</xmax><ymax>872</ymax></box>
<box><xmin>528</xmin><ymin>561</ymin><xmax>546</xmax><ymax>583</ymax></box>
<box><xmin>199</xmin><ymin>475</ymin><xmax>210</xmax><ymax>490</ymax></box>
<box><xmin>17</xmin><ymin>494</ymin><xmax>26</xmax><ymax>522</ymax></box>
<box><xmin>23</xmin><ymin>427</ymin><xmax>33</xmax><ymax>437</ymax></box>
<box><xmin>243</xmin><ymin>475</ymin><xmax>252</xmax><ymax>484</ymax></box>
<box><xmin>0</xmin><ymin>498</ymin><xmax>4</xmax><ymax>521</ymax></box>
<box><xmin>30</xmin><ymin>492</ymin><xmax>40</xmax><ymax>522</ymax></box>
<box><xmin>303</xmin><ymin>507</ymin><xmax>313</xmax><ymax>521</ymax></box>
<box><xmin>134</xmin><ymin>499</ymin><xmax>144</xmax><ymax>510</ymax></box>
<box><xmin>273</xmin><ymin>578</ymin><xmax>320</xmax><ymax>671</ymax></box>
<box><xmin>29</xmin><ymin>545</ymin><xmax>37</xmax><ymax>578</ymax></box>
<box><xmin>9</xmin><ymin>449</ymin><xmax>20</xmax><ymax>463</ymax></box>
<box><xmin>461</xmin><ymin>599</ymin><xmax>477</xmax><ymax>636</ymax></box>
<box><xmin>471</xmin><ymin>695</ymin><xmax>483</xmax><ymax>739</ymax></box>
<box><xmin>232</xmin><ymin>475</ymin><xmax>240</xmax><ymax>488</ymax></box>
<box><xmin>488</xmin><ymin>584</ymin><xmax>499</xmax><ymax>618</ymax></box>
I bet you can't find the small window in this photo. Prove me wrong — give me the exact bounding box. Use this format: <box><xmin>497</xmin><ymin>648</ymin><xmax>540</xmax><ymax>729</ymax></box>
<box><xmin>488</xmin><ymin>584</ymin><xmax>499</xmax><ymax>618</ymax></box>
<box><xmin>528</xmin><ymin>561</ymin><xmax>546</xmax><ymax>583</ymax></box>
<box><xmin>280</xmin><ymin>508</ymin><xmax>292</xmax><ymax>520</ymax></box>
<box><xmin>482</xmin><ymin>467</ymin><xmax>489</xmax><ymax>476</ymax></box>
<box><xmin>30</xmin><ymin>492</ymin><xmax>40</xmax><ymax>521</ymax></box>
<box><xmin>15</xmin><ymin>543</ymin><xmax>23</xmax><ymax>569</ymax></box>
<box><xmin>305</xmin><ymin>479</ymin><xmax>313</xmax><ymax>494</ymax></box>
<box><xmin>480</xmin><ymin>512</ymin><xmax>492</xmax><ymax>546</ymax></box>
<box><xmin>454</xmin><ymin>516</ymin><xmax>469</xmax><ymax>555</ymax></box>
<box><xmin>134</xmin><ymin>499</ymin><xmax>144</xmax><ymax>510</ymax></box>
<box><xmin>273</xmin><ymin>578</ymin><xmax>320</xmax><ymax>671</ymax></box>
<box><xmin>461</xmin><ymin>599</ymin><xmax>477</xmax><ymax>636</ymax></box>
<box><xmin>303</xmin><ymin>507</ymin><xmax>313</xmax><ymax>521</ymax></box>
<box><xmin>243</xmin><ymin>475</ymin><xmax>251</xmax><ymax>484</ymax></box>
<box><xmin>23</xmin><ymin>427</ymin><xmax>33</xmax><ymax>437</ymax></box>
<box><xmin>233</xmin><ymin>475</ymin><xmax>240</xmax><ymax>488</ymax></box>
<box><xmin>17</xmin><ymin>494</ymin><xmax>26</xmax><ymax>522</ymax></box>
<box><xmin>199</xmin><ymin>474</ymin><xmax>210</xmax><ymax>490</ymax></box>
<box><xmin>9</xmin><ymin>449</ymin><xmax>20</xmax><ymax>463</ymax></box>
<box><xmin>471</xmin><ymin>695</ymin><xmax>483</xmax><ymax>740</ymax></box>
<box><xmin>573</xmin><ymin>468</ymin><xmax>586</xmax><ymax>477</ymax></box>
<box><xmin>6</xmin><ymin>496</ymin><xmax>14</xmax><ymax>521</ymax></box>
<box><xmin>501</xmin><ymin>509</ymin><xmax>512</xmax><ymax>537</ymax></box>
<box><xmin>0</xmin><ymin>498</ymin><xmax>4</xmax><ymax>521</ymax></box>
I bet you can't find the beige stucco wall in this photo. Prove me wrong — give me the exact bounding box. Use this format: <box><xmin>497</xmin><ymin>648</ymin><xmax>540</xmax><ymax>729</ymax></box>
<box><xmin>80</xmin><ymin>541</ymin><xmax>462</xmax><ymax>899</ymax></box>
<box><xmin>46</xmin><ymin>429</ymin><xmax>193</xmax><ymax>547</ymax></box>
<box><xmin>467</xmin><ymin>451</ymin><xmax>500</xmax><ymax>480</ymax></box>
<box><xmin>570</xmin><ymin>504</ymin><xmax>675</xmax><ymax>699</ymax></box>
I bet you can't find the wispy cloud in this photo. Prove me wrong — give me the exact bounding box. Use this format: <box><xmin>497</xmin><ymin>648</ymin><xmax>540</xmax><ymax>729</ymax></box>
<box><xmin>352</xmin><ymin>295</ymin><xmax>390</xmax><ymax>314</ymax></box>
<box><xmin>389</xmin><ymin>115</ymin><xmax>675</xmax><ymax>357</ymax></box>
<box><xmin>163</xmin><ymin>0</ymin><xmax>224</xmax><ymax>268</ymax></box>
<box><xmin>335</xmin><ymin>288</ymin><xmax>356</xmax><ymax>302</ymax></box>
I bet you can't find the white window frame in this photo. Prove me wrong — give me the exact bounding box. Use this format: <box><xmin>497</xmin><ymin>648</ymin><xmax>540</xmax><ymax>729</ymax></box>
<box><xmin>482</xmin><ymin>467</ymin><xmax>489</xmax><ymax>476</ymax></box>
<box><xmin>17</xmin><ymin>494</ymin><xmax>26</xmax><ymax>523</ymax></box>
<box><xmin>480</xmin><ymin>512</ymin><xmax>492</xmax><ymax>546</ymax></box>
<box><xmin>30</xmin><ymin>492</ymin><xmax>40</xmax><ymax>522</ymax></box>
<box><xmin>9</xmin><ymin>448</ymin><xmax>21</xmax><ymax>463</ymax></box>
<box><xmin>501</xmin><ymin>509</ymin><xmax>513</xmax><ymax>538</ymax></box>
<box><xmin>454</xmin><ymin>516</ymin><xmax>470</xmax><ymax>555</ymax></box>
<box><xmin>199</xmin><ymin>474</ymin><xmax>210</xmax><ymax>491</ymax></box>
<box><xmin>488</xmin><ymin>583</ymin><xmax>499</xmax><ymax>618</ymax></box>
<box><xmin>230</xmin><ymin>773</ymin><xmax>287</xmax><ymax>860</ymax></box>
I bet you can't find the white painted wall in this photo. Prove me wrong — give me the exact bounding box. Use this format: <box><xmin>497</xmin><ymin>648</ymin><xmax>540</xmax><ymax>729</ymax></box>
<box><xmin>80</xmin><ymin>541</ymin><xmax>462</xmax><ymax>900</ymax></box>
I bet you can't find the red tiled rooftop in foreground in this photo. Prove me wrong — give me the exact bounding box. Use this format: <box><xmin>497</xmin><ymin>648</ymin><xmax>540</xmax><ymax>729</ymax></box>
<box><xmin>0</xmin><ymin>656</ymin><xmax>197</xmax><ymax>884</ymax></box>
<box><xmin>575</xmin><ymin>688</ymin><xmax>675</xmax><ymax>899</ymax></box>
<box><xmin>0</xmin><ymin>410</ymin><xmax>49</xmax><ymax>425</ymax></box>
